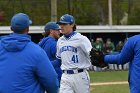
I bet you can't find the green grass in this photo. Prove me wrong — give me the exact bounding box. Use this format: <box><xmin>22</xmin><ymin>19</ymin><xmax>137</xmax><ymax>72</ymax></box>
<box><xmin>89</xmin><ymin>71</ymin><xmax>129</xmax><ymax>93</ymax></box>
<box><xmin>90</xmin><ymin>84</ymin><xmax>129</xmax><ymax>93</ymax></box>
<box><xmin>89</xmin><ymin>70</ymin><xmax>128</xmax><ymax>83</ymax></box>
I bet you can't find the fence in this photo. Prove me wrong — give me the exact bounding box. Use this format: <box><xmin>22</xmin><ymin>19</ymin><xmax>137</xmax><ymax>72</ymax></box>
<box><xmin>1</xmin><ymin>25</ymin><xmax>139</xmax><ymax>71</ymax></box>
<box><xmin>1</xmin><ymin>25</ymin><xmax>140</xmax><ymax>34</ymax></box>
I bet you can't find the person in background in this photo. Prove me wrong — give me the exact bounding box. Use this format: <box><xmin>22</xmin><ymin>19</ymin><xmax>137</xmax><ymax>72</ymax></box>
<box><xmin>92</xmin><ymin>37</ymin><xmax>104</xmax><ymax>51</ymax></box>
<box><xmin>104</xmin><ymin>38</ymin><xmax>116</xmax><ymax>70</ymax></box>
<box><xmin>123</xmin><ymin>38</ymin><xmax>130</xmax><ymax>70</ymax></box>
<box><xmin>103</xmin><ymin>38</ymin><xmax>115</xmax><ymax>53</ymax></box>
<box><xmin>115</xmin><ymin>40</ymin><xmax>124</xmax><ymax>70</ymax></box>
<box><xmin>0</xmin><ymin>13</ymin><xmax>59</xmax><ymax>93</ymax></box>
<box><xmin>115</xmin><ymin>40</ymin><xmax>124</xmax><ymax>52</ymax></box>
<box><xmin>92</xmin><ymin>37</ymin><xmax>104</xmax><ymax>71</ymax></box>
<box><xmin>38</xmin><ymin>22</ymin><xmax>62</xmax><ymax>85</ymax></box>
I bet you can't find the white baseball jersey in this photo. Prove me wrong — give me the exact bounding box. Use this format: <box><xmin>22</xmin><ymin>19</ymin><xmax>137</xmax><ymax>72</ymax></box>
<box><xmin>56</xmin><ymin>32</ymin><xmax>92</xmax><ymax>70</ymax></box>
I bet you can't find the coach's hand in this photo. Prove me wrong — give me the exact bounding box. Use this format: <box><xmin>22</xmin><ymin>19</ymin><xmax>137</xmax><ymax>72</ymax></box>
<box><xmin>90</xmin><ymin>48</ymin><xmax>107</xmax><ymax>68</ymax></box>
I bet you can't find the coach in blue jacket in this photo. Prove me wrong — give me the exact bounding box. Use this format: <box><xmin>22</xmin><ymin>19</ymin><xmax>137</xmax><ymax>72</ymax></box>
<box><xmin>104</xmin><ymin>36</ymin><xmax>140</xmax><ymax>93</ymax></box>
<box><xmin>38</xmin><ymin>22</ymin><xmax>62</xmax><ymax>84</ymax></box>
<box><xmin>0</xmin><ymin>13</ymin><xmax>59</xmax><ymax>93</ymax></box>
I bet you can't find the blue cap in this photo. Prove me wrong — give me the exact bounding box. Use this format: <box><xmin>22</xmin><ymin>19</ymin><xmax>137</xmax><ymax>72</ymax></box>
<box><xmin>57</xmin><ymin>14</ymin><xmax>75</xmax><ymax>24</ymax></box>
<box><xmin>11</xmin><ymin>13</ymin><xmax>32</xmax><ymax>31</ymax></box>
<box><xmin>44</xmin><ymin>22</ymin><xmax>61</xmax><ymax>32</ymax></box>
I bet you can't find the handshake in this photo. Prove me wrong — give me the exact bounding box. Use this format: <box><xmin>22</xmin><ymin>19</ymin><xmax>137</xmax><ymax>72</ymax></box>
<box><xmin>90</xmin><ymin>48</ymin><xmax>107</xmax><ymax>68</ymax></box>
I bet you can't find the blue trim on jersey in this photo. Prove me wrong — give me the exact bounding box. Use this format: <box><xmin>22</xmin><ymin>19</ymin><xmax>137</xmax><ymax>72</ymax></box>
<box><xmin>56</xmin><ymin>55</ymin><xmax>61</xmax><ymax>59</ymax></box>
<box><xmin>64</xmin><ymin>31</ymin><xmax>77</xmax><ymax>40</ymax></box>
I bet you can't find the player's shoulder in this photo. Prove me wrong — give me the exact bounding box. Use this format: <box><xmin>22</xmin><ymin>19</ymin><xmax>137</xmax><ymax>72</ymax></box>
<box><xmin>57</xmin><ymin>36</ymin><xmax>64</xmax><ymax>42</ymax></box>
<box><xmin>58</xmin><ymin>32</ymin><xmax>89</xmax><ymax>41</ymax></box>
<box><xmin>72</xmin><ymin>32</ymin><xmax>84</xmax><ymax>38</ymax></box>
<box><xmin>128</xmin><ymin>34</ymin><xmax>140</xmax><ymax>41</ymax></box>
<box><xmin>131</xmin><ymin>34</ymin><xmax>140</xmax><ymax>39</ymax></box>
<box><xmin>76</xmin><ymin>32</ymin><xmax>90</xmax><ymax>40</ymax></box>
<box><xmin>27</xmin><ymin>42</ymin><xmax>46</xmax><ymax>54</ymax></box>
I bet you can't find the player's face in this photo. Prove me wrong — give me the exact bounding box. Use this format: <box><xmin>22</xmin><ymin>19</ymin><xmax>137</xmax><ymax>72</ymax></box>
<box><xmin>59</xmin><ymin>24</ymin><xmax>73</xmax><ymax>35</ymax></box>
<box><xmin>51</xmin><ymin>30</ymin><xmax>60</xmax><ymax>39</ymax></box>
<box><xmin>54</xmin><ymin>30</ymin><xmax>60</xmax><ymax>39</ymax></box>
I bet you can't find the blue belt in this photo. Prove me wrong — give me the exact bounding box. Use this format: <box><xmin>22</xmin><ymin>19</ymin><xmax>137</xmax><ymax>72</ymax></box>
<box><xmin>62</xmin><ymin>69</ymin><xmax>84</xmax><ymax>74</ymax></box>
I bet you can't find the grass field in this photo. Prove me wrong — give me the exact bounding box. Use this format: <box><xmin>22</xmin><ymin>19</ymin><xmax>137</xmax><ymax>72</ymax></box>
<box><xmin>89</xmin><ymin>70</ymin><xmax>129</xmax><ymax>93</ymax></box>
<box><xmin>91</xmin><ymin>84</ymin><xmax>129</xmax><ymax>93</ymax></box>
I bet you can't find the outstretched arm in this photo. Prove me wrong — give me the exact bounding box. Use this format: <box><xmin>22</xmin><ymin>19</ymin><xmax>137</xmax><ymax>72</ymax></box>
<box><xmin>36</xmin><ymin>50</ymin><xmax>59</xmax><ymax>93</ymax></box>
<box><xmin>51</xmin><ymin>58</ymin><xmax>61</xmax><ymax>68</ymax></box>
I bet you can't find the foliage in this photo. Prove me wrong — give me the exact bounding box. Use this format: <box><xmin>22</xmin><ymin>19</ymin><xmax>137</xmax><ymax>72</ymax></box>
<box><xmin>89</xmin><ymin>71</ymin><xmax>129</xmax><ymax>93</ymax></box>
<box><xmin>89</xmin><ymin>70</ymin><xmax>128</xmax><ymax>83</ymax></box>
<box><xmin>91</xmin><ymin>84</ymin><xmax>129</xmax><ymax>93</ymax></box>
<box><xmin>0</xmin><ymin>0</ymin><xmax>140</xmax><ymax>25</ymax></box>
<box><xmin>128</xmin><ymin>6</ymin><xmax>140</xmax><ymax>25</ymax></box>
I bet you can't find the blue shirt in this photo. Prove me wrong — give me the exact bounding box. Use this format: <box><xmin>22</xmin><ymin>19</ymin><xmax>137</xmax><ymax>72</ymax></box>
<box><xmin>38</xmin><ymin>36</ymin><xmax>62</xmax><ymax>83</ymax></box>
<box><xmin>0</xmin><ymin>33</ymin><xmax>59</xmax><ymax>93</ymax></box>
<box><xmin>105</xmin><ymin>34</ymin><xmax>140</xmax><ymax>93</ymax></box>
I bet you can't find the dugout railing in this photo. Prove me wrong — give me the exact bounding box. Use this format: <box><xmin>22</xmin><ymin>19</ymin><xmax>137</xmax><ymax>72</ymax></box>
<box><xmin>0</xmin><ymin>25</ymin><xmax>139</xmax><ymax>71</ymax></box>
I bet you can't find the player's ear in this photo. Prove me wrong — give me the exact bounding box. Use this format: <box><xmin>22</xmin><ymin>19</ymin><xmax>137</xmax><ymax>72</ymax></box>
<box><xmin>50</xmin><ymin>29</ymin><xmax>54</xmax><ymax>34</ymax></box>
<box><xmin>10</xmin><ymin>27</ymin><xmax>14</xmax><ymax>32</ymax></box>
<box><xmin>70</xmin><ymin>23</ymin><xmax>74</xmax><ymax>28</ymax></box>
<box><xmin>42</xmin><ymin>31</ymin><xmax>50</xmax><ymax>37</ymax></box>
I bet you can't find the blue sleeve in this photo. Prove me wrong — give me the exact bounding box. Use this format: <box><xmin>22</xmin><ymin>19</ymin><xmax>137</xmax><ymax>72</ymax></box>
<box><xmin>50</xmin><ymin>42</ymin><xmax>57</xmax><ymax>56</ymax></box>
<box><xmin>38</xmin><ymin>38</ymin><xmax>45</xmax><ymax>47</ymax></box>
<box><xmin>104</xmin><ymin>38</ymin><xmax>134</xmax><ymax>64</ymax></box>
<box><xmin>51</xmin><ymin>58</ymin><xmax>61</xmax><ymax>68</ymax></box>
<box><xmin>35</xmin><ymin>49</ymin><xmax>59</xmax><ymax>93</ymax></box>
<box><xmin>38</xmin><ymin>39</ymin><xmax>43</xmax><ymax>46</ymax></box>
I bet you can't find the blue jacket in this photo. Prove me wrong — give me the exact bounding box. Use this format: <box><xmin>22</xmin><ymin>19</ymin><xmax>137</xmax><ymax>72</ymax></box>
<box><xmin>38</xmin><ymin>36</ymin><xmax>62</xmax><ymax>83</ymax></box>
<box><xmin>0</xmin><ymin>33</ymin><xmax>59</xmax><ymax>93</ymax></box>
<box><xmin>105</xmin><ymin>34</ymin><xmax>140</xmax><ymax>93</ymax></box>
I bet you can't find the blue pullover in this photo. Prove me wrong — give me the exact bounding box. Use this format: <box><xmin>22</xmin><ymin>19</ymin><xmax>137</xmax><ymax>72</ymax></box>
<box><xmin>0</xmin><ymin>33</ymin><xmax>59</xmax><ymax>93</ymax></box>
<box><xmin>38</xmin><ymin>36</ymin><xmax>62</xmax><ymax>83</ymax></box>
<box><xmin>104</xmin><ymin>34</ymin><xmax>140</xmax><ymax>93</ymax></box>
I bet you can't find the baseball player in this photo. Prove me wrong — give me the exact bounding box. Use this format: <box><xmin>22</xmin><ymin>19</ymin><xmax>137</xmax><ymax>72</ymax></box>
<box><xmin>38</xmin><ymin>22</ymin><xmax>62</xmax><ymax>85</ymax></box>
<box><xmin>0</xmin><ymin>13</ymin><xmax>59</xmax><ymax>93</ymax></box>
<box><xmin>56</xmin><ymin>14</ymin><xmax>92</xmax><ymax>93</ymax></box>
